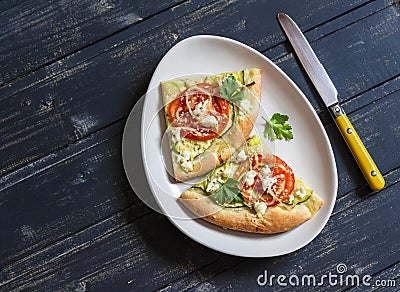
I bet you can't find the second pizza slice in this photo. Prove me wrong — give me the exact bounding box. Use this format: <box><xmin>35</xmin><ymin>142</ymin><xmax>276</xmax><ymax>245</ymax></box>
<box><xmin>161</xmin><ymin>69</ymin><xmax>261</xmax><ymax>181</ymax></box>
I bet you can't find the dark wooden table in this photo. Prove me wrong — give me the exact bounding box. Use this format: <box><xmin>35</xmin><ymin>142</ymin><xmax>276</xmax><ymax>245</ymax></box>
<box><xmin>1</xmin><ymin>0</ymin><xmax>399</xmax><ymax>291</ymax></box>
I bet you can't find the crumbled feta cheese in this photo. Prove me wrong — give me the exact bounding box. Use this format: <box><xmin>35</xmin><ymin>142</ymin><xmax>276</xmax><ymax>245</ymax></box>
<box><xmin>176</xmin><ymin>151</ymin><xmax>193</xmax><ymax>171</ymax></box>
<box><xmin>223</xmin><ymin>166</ymin><xmax>236</xmax><ymax>178</ymax></box>
<box><xmin>193</xmin><ymin>100</ymin><xmax>208</xmax><ymax>117</ymax></box>
<box><xmin>258</xmin><ymin>166</ymin><xmax>275</xmax><ymax>191</ymax></box>
<box><xmin>243</xmin><ymin>170</ymin><xmax>257</xmax><ymax>186</ymax></box>
<box><xmin>206</xmin><ymin>178</ymin><xmax>220</xmax><ymax>193</ymax></box>
<box><xmin>236</xmin><ymin>150</ymin><xmax>247</xmax><ymax>162</ymax></box>
<box><xmin>180</xmin><ymin>159</ymin><xmax>193</xmax><ymax>171</ymax></box>
<box><xmin>182</xmin><ymin>151</ymin><xmax>190</xmax><ymax>160</ymax></box>
<box><xmin>170</xmin><ymin>127</ymin><xmax>181</xmax><ymax>144</ymax></box>
<box><xmin>201</xmin><ymin>115</ymin><xmax>218</xmax><ymax>129</ymax></box>
<box><xmin>254</xmin><ymin>201</ymin><xmax>267</xmax><ymax>218</ymax></box>
<box><xmin>262</xmin><ymin>176</ymin><xmax>277</xmax><ymax>191</ymax></box>
<box><xmin>288</xmin><ymin>193</ymin><xmax>295</xmax><ymax>203</ymax></box>
<box><xmin>260</xmin><ymin>166</ymin><xmax>271</xmax><ymax>178</ymax></box>
<box><xmin>239</xmin><ymin>99</ymin><xmax>252</xmax><ymax>113</ymax></box>
<box><xmin>294</xmin><ymin>186</ymin><xmax>307</xmax><ymax>198</ymax></box>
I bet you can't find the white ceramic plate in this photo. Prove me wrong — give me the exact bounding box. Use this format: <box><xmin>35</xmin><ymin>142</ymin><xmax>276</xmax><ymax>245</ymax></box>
<box><xmin>137</xmin><ymin>35</ymin><xmax>337</xmax><ymax>257</ymax></box>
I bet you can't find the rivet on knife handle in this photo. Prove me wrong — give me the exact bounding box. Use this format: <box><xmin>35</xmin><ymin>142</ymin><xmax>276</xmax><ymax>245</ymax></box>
<box><xmin>329</xmin><ymin>104</ymin><xmax>385</xmax><ymax>190</ymax></box>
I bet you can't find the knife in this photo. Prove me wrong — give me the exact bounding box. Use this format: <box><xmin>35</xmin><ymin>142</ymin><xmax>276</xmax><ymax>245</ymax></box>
<box><xmin>277</xmin><ymin>13</ymin><xmax>385</xmax><ymax>191</ymax></box>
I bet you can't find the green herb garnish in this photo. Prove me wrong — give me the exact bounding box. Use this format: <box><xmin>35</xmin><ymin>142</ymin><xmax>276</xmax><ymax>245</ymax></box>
<box><xmin>219</xmin><ymin>76</ymin><xmax>244</xmax><ymax>102</ymax></box>
<box><xmin>213</xmin><ymin>178</ymin><xmax>244</xmax><ymax>205</ymax></box>
<box><xmin>262</xmin><ymin>113</ymin><xmax>293</xmax><ymax>141</ymax></box>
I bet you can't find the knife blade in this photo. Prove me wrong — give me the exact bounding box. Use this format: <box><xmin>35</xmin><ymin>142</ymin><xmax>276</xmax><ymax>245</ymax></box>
<box><xmin>277</xmin><ymin>13</ymin><xmax>385</xmax><ymax>191</ymax></box>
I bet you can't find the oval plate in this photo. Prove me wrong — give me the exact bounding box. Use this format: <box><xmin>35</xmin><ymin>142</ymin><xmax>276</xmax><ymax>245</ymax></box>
<box><xmin>138</xmin><ymin>35</ymin><xmax>337</xmax><ymax>257</ymax></box>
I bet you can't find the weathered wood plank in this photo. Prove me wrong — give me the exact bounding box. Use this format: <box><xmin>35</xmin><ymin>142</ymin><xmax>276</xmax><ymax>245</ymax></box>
<box><xmin>159</xmin><ymin>167</ymin><xmax>400</xmax><ymax>291</ymax></box>
<box><xmin>0</xmin><ymin>1</ymin><xmax>399</xmax><ymax>290</ymax></box>
<box><xmin>317</xmin><ymin>75</ymin><xmax>400</xmax><ymax>127</ymax></box>
<box><xmin>333</xmin><ymin>166</ymin><xmax>400</xmax><ymax>216</ymax></box>
<box><xmin>325</xmin><ymin>88</ymin><xmax>400</xmax><ymax>196</ymax></box>
<box><xmin>348</xmin><ymin>261</ymin><xmax>399</xmax><ymax>292</ymax></box>
<box><xmin>0</xmin><ymin>119</ymin><xmax>124</xmax><ymax>193</ymax></box>
<box><xmin>272</xmin><ymin>2</ymin><xmax>400</xmax><ymax>115</ymax></box>
<box><xmin>0</xmin><ymin>121</ymin><xmax>138</xmax><ymax>269</ymax></box>
<box><xmin>186</xmin><ymin>174</ymin><xmax>399</xmax><ymax>292</ymax></box>
<box><xmin>1</xmin><ymin>54</ymin><xmax>397</xmax><ymax>201</ymax></box>
<box><xmin>0</xmin><ymin>0</ymin><xmax>395</xmax><ymax>179</ymax></box>
<box><xmin>0</xmin><ymin>0</ymin><xmax>26</xmax><ymax>14</ymax></box>
<box><xmin>0</xmin><ymin>0</ymin><xmax>186</xmax><ymax>84</ymax></box>
<box><xmin>0</xmin><ymin>204</ymin><xmax>151</xmax><ymax>287</ymax></box>
<box><xmin>1</xmin><ymin>168</ymin><xmax>398</xmax><ymax>291</ymax></box>
<box><xmin>0</xmin><ymin>88</ymin><xmax>398</xmax><ymax>290</ymax></box>
<box><xmin>264</xmin><ymin>0</ymin><xmax>393</xmax><ymax>61</ymax></box>
<box><xmin>0</xmin><ymin>0</ymin><xmax>370</xmax><ymax>85</ymax></box>
<box><xmin>0</xmin><ymin>211</ymin><xmax>230</xmax><ymax>291</ymax></box>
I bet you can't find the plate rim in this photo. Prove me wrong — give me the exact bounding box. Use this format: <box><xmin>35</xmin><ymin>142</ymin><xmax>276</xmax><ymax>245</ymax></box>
<box><xmin>138</xmin><ymin>34</ymin><xmax>338</xmax><ymax>257</ymax></box>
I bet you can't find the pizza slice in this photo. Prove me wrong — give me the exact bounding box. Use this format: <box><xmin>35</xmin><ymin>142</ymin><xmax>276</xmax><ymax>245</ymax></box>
<box><xmin>161</xmin><ymin>69</ymin><xmax>261</xmax><ymax>181</ymax></box>
<box><xmin>179</xmin><ymin>135</ymin><xmax>323</xmax><ymax>234</ymax></box>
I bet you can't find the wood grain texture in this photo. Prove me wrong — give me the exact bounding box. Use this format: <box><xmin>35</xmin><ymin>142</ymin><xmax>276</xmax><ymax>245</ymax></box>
<box><xmin>1</xmin><ymin>169</ymin><xmax>398</xmax><ymax>291</ymax></box>
<box><xmin>0</xmin><ymin>0</ymin><xmax>186</xmax><ymax>84</ymax></box>
<box><xmin>0</xmin><ymin>0</ymin><xmax>26</xmax><ymax>14</ymax></box>
<box><xmin>272</xmin><ymin>3</ymin><xmax>400</xmax><ymax>114</ymax></box>
<box><xmin>0</xmin><ymin>90</ymin><xmax>398</xmax><ymax>290</ymax></box>
<box><xmin>326</xmin><ymin>88</ymin><xmax>400</xmax><ymax>196</ymax></box>
<box><xmin>0</xmin><ymin>0</ymin><xmax>370</xmax><ymax>84</ymax></box>
<box><xmin>0</xmin><ymin>0</ymin><xmax>395</xmax><ymax>179</ymax></box>
<box><xmin>184</xmin><ymin>171</ymin><xmax>400</xmax><ymax>292</ymax></box>
<box><xmin>0</xmin><ymin>121</ymin><xmax>137</xmax><ymax>268</ymax></box>
<box><xmin>1</xmin><ymin>0</ymin><xmax>399</xmax><ymax>290</ymax></box>
<box><xmin>348</xmin><ymin>261</ymin><xmax>399</xmax><ymax>291</ymax></box>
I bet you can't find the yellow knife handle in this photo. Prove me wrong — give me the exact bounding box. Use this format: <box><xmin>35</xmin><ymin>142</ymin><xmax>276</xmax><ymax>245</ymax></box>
<box><xmin>329</xmin><ymin>104</ymin><xmax>385</xmax><ymax>191</ymax></box>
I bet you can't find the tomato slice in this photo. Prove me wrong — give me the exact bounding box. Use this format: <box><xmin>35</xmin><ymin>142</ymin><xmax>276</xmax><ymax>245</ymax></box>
<box><xmin>262</xmin><ymin>155</ymin><xmax>295</xmax><ymax>201</ymax></box>
<box><xmin>168</xmin><ymin>83</ymin><xmax>230</xmax><ymax>141</ymax></box>
<box><xmin>236</xmin><ymin>154</ymin><xmax>295</xmax><ymax>206</ymax></box>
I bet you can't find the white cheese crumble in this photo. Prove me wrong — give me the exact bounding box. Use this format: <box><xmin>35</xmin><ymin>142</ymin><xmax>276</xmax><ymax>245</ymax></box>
<box><xmin>192</xmin><ymin>100</ymin><xmax>208</xmax><ymax>117</ymax></box>
<box><xmin>201</xmin><ymin>115</ymin><xmax>218</xmax><ymax>129</ymax></box>
<box><xmin>260</xmin><ymin>165</ymin><xmax>271</xmax><ymax>178</ymax></box>
<box><xmin>176</xmin><ymin>151</ymin><xmax>193</xmax><ymax>172</ymax></box>
<box><xmin>258</xmin><ymin>166</ymin><xmax>275</xmax><ymax>191</ymax></box>
<box><xmin>288</xmin><ymin>193</ymin><xmax>295</xmax><ymax>203</ymax></box>
<box><xmin>236</xmin><ymin>149</ymin><xmax>247</xmax><ymax>162</ymax></box>
<box><xmin>243</xmin><ymin>170</ymin><xmax>257</xmax><ymax>186</ymax></box>
<box><xmin>294</xmin><ymin>185</ymin><xmax>307</xmax><ymax>198</ymax></box>
<box><xmin>223</xmin><ymin>166</ymin><xmax>236</xmax><ymax>178</ymax></box>
<box><xmin>170</xmin><ymin>127</ymin><xmax>181</xmax><ymax>144</ymax></box>
<box><xmin>262</xmin><ymin>176</ymin><xmax>277</xmax><ymax>191</ymax></box>
<box><xmin>206</xmin><ymin>178</ymin><xmax>220</xmax><ymax>193</ymax></box>
<box><xmin>254</xmin><ymin>201</ymin><xmax>267</xmax><ymax>218</ymax></box>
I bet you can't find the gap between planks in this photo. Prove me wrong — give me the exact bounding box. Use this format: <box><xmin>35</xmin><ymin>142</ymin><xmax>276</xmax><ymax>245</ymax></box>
<box><xmin>1</xmin><ymin>72</ymin><xmax>398</xmax><ymax>195</ymax></box>
<box><xmin>0</xmin><ymin>0</ymin><xmax>395</xmax><ymax>175</ymax></box>
<box><xmin>0</xmin><ymin>0</ymin><xmax>207</xmax><ymax>88</ymax></box>
<box><xmin>1</xmin><ymin>165</ymin><xmax>399</xmax><ymax>289</ymax></box>
<box><xmin>0</xmin><ymin>0</ymin><xmax>390</xmax><ymax>99</ymax></box>
<box><xmin>158</xmin><ymin>167</ymin><xmax>400</xmax><ymax>291</ymax></box>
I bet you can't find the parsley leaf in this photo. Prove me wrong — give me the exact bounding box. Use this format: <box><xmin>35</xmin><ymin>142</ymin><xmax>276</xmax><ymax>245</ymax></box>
<box><xmin>262</xmin><ymin>113</ymin><xmax>294</xmax><ymax>141</ymax></box>
<box><xmin>213</xmin><ymin>178</ymin><xmax>244</xmax><ymax>205</ymax></box>
<box><xmin>219</xmin><ymin>76</ymin><xmax>244</xmax><ymax>102</ymax></box>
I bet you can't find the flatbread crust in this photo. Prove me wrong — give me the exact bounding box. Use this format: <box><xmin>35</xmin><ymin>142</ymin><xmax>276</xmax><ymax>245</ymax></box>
<box><xmin>179</xmin><ymin>178</ymin><xmax>323</xmax><ymax>234</ymax></box>
<box><xmin>162</xmin><ymin>69</ymin><xmax>262</xmax><ymax>181</ymax></box>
